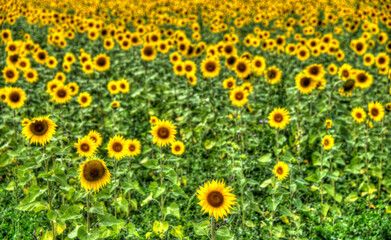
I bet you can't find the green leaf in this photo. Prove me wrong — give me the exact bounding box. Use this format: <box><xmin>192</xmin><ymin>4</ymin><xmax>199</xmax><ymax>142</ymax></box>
<box><xmin>305</xmin><ymin>173</ymin><xmax>320</xmax><ymax>182</ymax></box>
<box><xmin>260</xmin><ymin>178</ymin><xmax>272</xmax><ymax>188</ymax></box>
<box><xmin>126</xmin><ymin>222</ymin><xmax>140</xmax><ymax>237</ymax></box>
<box><xmin>258</xmin><ymin>154</ymin><xmax>272</xmax><ymax>163</ymax></box>
<box><xmin>170</xmin><ymin>225</ymin><xmax>183</xmax><ymax>239</ymax></box>
<box><xmin>216</xmin><ymin>226</ymin><xmax>234</xmax><ymax>240</ymax></box>
<box><xmin>99</xmin><ymin>213</ymin><xmax>125</xmax><ymax>227</ymax></box>
<box><xmin>88</xmin><ymin>204</ymin><xmax>105</xmax><ymax>215</ymax></box>
<box><xmin>321</xmin><ymin>204</ymin><xmax>330</xmax><ymax>220</ymax></box>
<box><xmin>140</xmin><ymin>158</ymin><xmax>159</xmax><ymax>169</ymax></box>
<box><xmin>58</xmin><ymin>205</ymin><xmax>83</xmax><ymax>222</ymax></box>
<box><xmin>166</xmin><ymin>169</ymin><xmax>178</xmax><ymax>185</ymax></box>
<box><xmin>193</xmin><ymin>221</ymin><xmax>209</xmax><ymax>236</ymax></box>
<box><xmin>344</xmin><ymin>192</ymin><xmax>359</xmax><ymax>202</ymax></box>
<box><xmin>166</xmin><ymin>202</ymin><xmax>180</xmax><ymax>219</ymax></box>
<box><xmin>141</xmin><ymin>192</ymin><xmax>153</xmax><ymax>207</ymax></box>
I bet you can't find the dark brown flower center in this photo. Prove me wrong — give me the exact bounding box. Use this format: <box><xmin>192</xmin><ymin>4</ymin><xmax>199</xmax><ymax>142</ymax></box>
<box><xmin>144</xmin><ymin>46</ymin><xmax>154</xmax><ymax>56</ymax></box>
<box><xmin>157</xmin><ymin>126</ymin><xmax>170</xmax><ymax>139</ymax></box>
<box><xmin>97</xmin><ymin>57</ymin><xmax>107</xmax><ymax>67</ymax></box>
<box><xmin>356</xmin><ymin>112</ymin><xmax>362</xmax><ymax>118</ymax></box>
<box><xmin>205</xmin><ymin>61</ymin><xmax>216</xmax><ymax>72</ymax></box>
<box><xmin>356</xmin><ymin>73</ymin><xmax>367</xmax><ymax>83</ymax></box>
<box><xmin>235</xmin><ymin>91</ymin><xmax>244</xmax><ymax>100</ymax></box>
<box><xmin>277</xmin><ymin>167</ymin><xmax>283</xmax><ymax>174</ymax></box>
<box><xmin>81</xmin><ymin>97</ymin><xmax>87</xmax><ymax>103</ymax></box>
<box><xmin>356</xmin><ymin>42</ymin><xmax>363</xmax><ymax>51</ymax></box>
<box><xmin>324</xmin><ymin>139</ymin><xmax>329</xmax><ymax>146</ymax></box>
<box><xmin>268</xmin><ymin>70</ymin><xmax>277</xmax><ymax>79</ymax></box>
<box><xmin>9</xmin><ymin>92</ymin><xmax>20</xmax><ymax>102</ymax></box>
<box><xmin>300</xmin><ymin>77</ymin><xmax>311</xmax><ymax>87</ymax></box>
<box><xmin>112</xmin><ymin>142</ymin><xmax>123</xmax><ymax>152</ymax></box>
<box><xmin>81</xmin><ymin>143</ymin><xmax>90</xmax><ymax>152</ymax></box>
<box><xmin>57</xmin><ymin>89</ymin><xmax>66</xmax><ymax>98</ymax></box>
<box><xmin>175</xmin><ymin>145</ymin><xmax>181</xmax><ymax>152</ymax></box>
<box><xmin>6</xmin><ymin>70</ymin><xmax>14</xmax><ymax>78</ymax></box>
<box><xmin>255</xmin><ymin>60</ymin><xmax>262</xmax><ymax>67</ymax></box>
<box><xmin>309</xmin><ymin>66</ymin><xmax>319</xmax><ymax>76</ymax></box>
<box><xmin>30</xmin><ymin>120</ymin><xmax>49</xmax><ymax>136</ymax></box>
<box><xmin>236</xmin><ymin>62</ymin><xmax>246</xmax><ymax>73</ymax></box>
<box><xmin>129</xmin><ymin>144</ymin><xmax>136</xmax><ymax>152</ymax></box>
<box><xmin>83</xmin><ymin>160</ymin><xmax>105</xmax><ymax>181</ymax></box>
<box><xmin>371</xmin><ymin>108</ymin><xmax>379</xmax><ymax>117</ymax></box>
<box><xmin>342</xmin><ymin>70</ymin><xmax>349</xmax><ymax>78</ymax></box>
<box><xmin>207</xmin><ymin>191</ymin><xmax>224</xmax><ymax>208</ymax></box>
<box><xmin>274</xmin><ymin>113</ymin><xmax>283</xmax><ymax>123</ymax></box>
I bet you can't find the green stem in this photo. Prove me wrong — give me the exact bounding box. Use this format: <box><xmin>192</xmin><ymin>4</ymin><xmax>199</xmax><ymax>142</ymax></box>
<box><xmin>320</xmin><ymin>147</ymin><xmax>324</xmax><ymax>206</ymax></box>
<box><xmin>114</xmin><ymin>158</ymin><xmax>118</xmax><ymax>218</ymax></box>
<box><xmin>211</xmin><ymin>215</ymin><xmax>216</xmax><ymax>240</ymax></box>
<box><xmin>159</xmin><ymin>147</ymin><xmax>165</xmax><ymax>221</ymax></box>
<box><xmin>87</xmin><ymin>192</ymin><xmax>90</xmax><ymax>233</ymax></box>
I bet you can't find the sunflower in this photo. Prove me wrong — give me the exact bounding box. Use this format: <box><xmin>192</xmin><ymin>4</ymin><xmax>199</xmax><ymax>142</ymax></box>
<box><xmin>111</xmin><ymin>101</ymin><xmax>120</xmax><ymax>109</ymax></box>
<box><xmin>376</xmin><ymin>52</ymin><xmax>389</xmax><ymax>69</ymax></box>
<box><xmin>0</xmin><ymin>87</ymin><xmax>8</xmax><ymax>102</ymax></box>
<box><xmin>222</xmin><ymin>77</ymin><xmax>236</xmax><ymax>89</ymax></box>
<box><xmin>171</xmin><ymin>141</ymin><xmax>185</xmax><ymax>156</ymax></box>
<box><xmin>78</xmin><ymin>92</ymin><xmax>92</xmax><ymax>107</ymax></box>
<box><xmin>196</xmin><ymin>179</ymin><xmax>237</xmax><ymax>221</ymax></box>
<box><xmin>6</xmin><ymin>87</ymin><xmax>26</xmax><ymax>109</ymax></box>
<box><xmin>354</xmin><ymin>70</ymin><xmax>373</xmax><ymax>89</ymax></box>
<box><xmin>225</xmin><ymin>55</ymin><xmax>238</xmax><ymax>70</ymax></box>
<box><xmin>268</xmin><ymin>107</ymin><xmax>290</xmax><ymax>130</ymax></box>
<box><xmin>169</xmin><ymin>52</ymin><xmax>181</xmax><ymax>64</ymax></box>
<box><xmin>201</xmin><ymin>57</ymin><xmax>220</xmax><ymax>78</ymax></box>
<box><xmin>103</xmin><ymin>38</ymin><xmax>115</xmax><ymax>50</ymax></box>
<box><xmin>187</xmin><ymin>74</ymin><xmax>197</xmax><ymax>86</ymax></box>
<box><xmin>22</xmin><ymin>116</ymin><xmax>57</xmax><ymax>146</ymax></box>
<box><xmin>338</xmin><ymin>64</ymin><xmax>353</xmax><ymax>81</ymax></box>
<box><xmin>66</xmin><ymin>82</ymin><xmax>79</xmax><ymax>96</ymax></box>
<box><xmin>322</xmin><ymin>135</ymin><xmax>335</xmax><ymax>150</ymax></box>
<box><xmin>229</xmin><ymin>86</ymin><xmax>249</xmax><ymax>107</ymax></box>
<box><xmin>273</xmin><ymin>161</ymin><xmax>289</xmax><ymax>181</ymax></box>
<box><xmin>295</xmin><ymin>72</ymin><xmax>317</xmax><ymax>94</ymax></box>
<box><xmin>46</xmin><ymin>79</ymin><xmax>62</xmax><ymax>95</ymax></box>
<box><xmin>2</xmin><ymin>66</ymin><xmax>19</xmax><ymax>83</ymax></box>
<box><xmin>386</xmin><ymin>103</ymin><xmax>391</xmax><ymax>112</ymax></box>
<box><xmin>173</xmin><ymin>62</ymin><xmax>186</xmax><ymax>76</ymax></box>
<box><xmin>74</xmin><ymin>136</ymin><xmax>98</xmax><ymax>158</ymax></box>
<box><xmin>368</xmin><ymin>101</ymin><xmax>385</xmax><ymax>122</ymax></box>
<box><xmin>150</xmin><ymin>116</ymin><xmax>159</xmax><ymax>125</ymax></box>
<box><xmin>24</xmin><ymin>69</ymin><xmax>38</xmax><ymax>83</ymax></box>
<box><xmin>296</xmin><ymin>47</ymin><xmax>310</xmax><ymax>61</ymax></box>
<box><xmin>79</xmin><ymin>159</ymin><xmax>111</xmax><ymax>193</ymax></box>
<box><xmin>141</xmin><ymin>44</ymin><xmax>157</xmax><ymax>61</ymax></box>
<box><xmin>234</xmin><ymin>58</ymin><xmax>251</xmax><ymax>79</ymax></box>
<box><xmin>82</xmin><ymin>62</ymin><xmax>94</xmax><ymax>74</ymax></box>
<box><xmin>107</xmin><ymin>135</ymin><xmax>128</xmax><ymax>160</ymax></box>
<box><xmin>325</xmin><ymin>119</ymin><xmax>332</xmax><ymax>128</ymax></box>
<box><xmin>265</xmin><ymin>66</ymin><xmax>282</xmax><ymax>85</ymax></box>
<box><xmin>55</xmin><ymin>72</ymin><xmax>66</xmax><ymax>83</ymax></box>
<box><xmin>305</xmin><ymin>64</ymin><xmax>326</xmax><ymax>81</ymax></box>
<box><xmin>126</xmin><ymin>139</ymin><xmax>142</xmax><ymax>157</ymax></box>
<box><xmin>251</xmin><ymin>56</ymin><xmax>266</xmax><ymax>76</ymax></box>
<box><xmin>351</xmin><ymin>38</ymin><xmax>367</xmax><ymax>55</ymax></box>
<box><xmin>107</xmin><ymin>81</ymin><xmax>120</xmax><ymax>94</ymax></box>
<box><xmin>46</xmin><ymin>56</ymin><xmax>58</xmax><ymax>69</ymax></box>
<box><xmin>183</xmin><ymin>60</ymin><xmax>197</xmax><ymax>76</ymax></box>
<box><xmin>51</xmin><ymin>84</ymin><xmax>72</xmax><ymax>104</ymax></box>
<box><xmin>88</xmin><ymin>130</ymin><xmax>103</xmax><ymax>147</ymax></box>
<box><xmin>93</xmin><ymin>53</ymin><xmax>110</xmax><ymax>72</ymax></box>
<box><xmin>34</xmin><ymin>49</ymin><xmax>48</xmax><ymax>65</ymax></box>
<box><xmin>21</xmin><ymin>118</ymin><xmax>30</xmax><ymax>127</ymax></box>
<box><xmin>118</xmin><ymin>79</ymin><xmax>130</xmax><ymax>93</ymax></box>
<box><xmin>351</xmin><ymin>107</ymin><xmax>366</xmax><ymax>124</ymax></box>
<box><xmin>150</xmin><ymin>119</ymin><xmax>177</xmax><ymax>147</ymax></box>
<box><xmin>327</xmin><ymin>63</ymin><xmax>338</xmax><ymax>75</ymax></box>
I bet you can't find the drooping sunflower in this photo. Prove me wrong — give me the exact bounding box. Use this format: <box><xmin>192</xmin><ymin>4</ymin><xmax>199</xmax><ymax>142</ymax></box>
<box><xmin>295</xmin><ymin>72</ymin><xmax>317</xmax><ymax>94</ymax></box>
<box><xmin>368</xmin><ymin>101</ymin><xmax>385</xmax><ymax>122</ymax></box>
<box><xmin>78</xmin><ymin>92</ymin><xmax>92</xmax><ymax>107</ymax></box>
<box><xmin>93</xmin><ymin>53</ymin><xmax>110</xmax><ymax>72</ymax></box>
<box><xmin>74</xmin><ymin>136</ymin><xmax>98</xmax><ymax>158</ymax></box>
<box><xmin>107</xmin><ymin>135</ymin><xmax>128</xmax><ymax>160</ymax></box>
<box><xmin>325</xmin><ymin>119</ymin><xmax>333</xmax><ymax>128</ymax></box>
<box><xmin>265</xmin><ymin>66</ymin><xmax>282</xmax><ymax>85</ymax></box>
<box><xmin>196</xmin><ymin>179</ymin><xmax>237</xmax><ymax>221</ymax></box>
<box><xmin>126</xmin><ymin>139</ymin><xmax>142</xmax><ymax>157</ymax></box>
<box><xmin>51</xmin><ymin>84</ymin><xmax>72</xmax><ymax>104</ymax></box>
<box><xmin>171</xmin><ymin>141</ymin><xmax>185</xmax><ymax>156</ymax></box>
<box><xmin>338</xmin><ymin>79</ymin><xmax>356</xmax><ymax>97</ymax></box>
<box><xmin>150</xmin><ymin>119</ymin><xmax>177</xmax><ymax>147</ymax></box>
<box><xmin>268</xmin><ymin>107</ymin><xmax>290</xmax><ymax>130</ymax></box>
<box><xmin>6</xmin><ymin>87</ymin><xmax>26</xmax><ymax>109</ymax></box>
<box><xmin>22</xmin><ymin>116</ymin><xmax>57</xmax><ymax>146</ymax></box>
<box><xmin>322</xmin><ymin>135</ymin><xmax>335</xmax><ymax>150</ymax></box>
<box><xmin>222</xmin><ymin>77</ymin><xmax>236</xmax><ymax>89</ymax></box>
<box><xmin>79</xmin><ymin>159</ymin><xmax>111</xmax><ymax>193</ymax></box>
<box><xmin>201</xmin><ymin>57</ymin><xmax>220</xmax><ymax>78</ymax></box>
<box><xmin>229</xmin><ymin>86</ymin><xmax>249</xmax><ymax>107</ymax></box>
<box><xmin>351</xmin><ymin>107</ymin><xmax>366</xmax><ymax>124</ymax></box>
<box><xmin>150</xmin><ymin>116</ymin><xmax>158</xmax><ymax>125</ymax></box>
<box><xmin>273</xmin><ymin>161</ymin><xmax>289</xmax><ymax>181</ymax></box>
<box><xmin>234</xmin><ymin>58</ymin><xmax>251</xmax><ymax>79</ymax></box>
<box><xmin>88</xmin><ymin>130</ymin><xmax>103</xmax><ymax>147</ymax></box>
<box><xmin>354</xmin><ymin>70</ymin><xmax>373</xmax><ymax>89</ymax></box>
<box><xmin>3</xmin><ymin>66</ymin><xmax>19</xmax><ymax>83</ymax></box>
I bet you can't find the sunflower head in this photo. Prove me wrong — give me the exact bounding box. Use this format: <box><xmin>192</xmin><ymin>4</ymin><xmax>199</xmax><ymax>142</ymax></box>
<box><xmin>229</xmin><ymin>86</ymin><xmax>249</xmax><ymax>107</ymax></box>
<box><xmin>107</xmin><ymin>135</ymin><xmax>128</xmax><ymax>160</ymax></box>
<box><xmin>325</xmin><ymin>119</ymin><xmax>332</xmax><ymax>128</ymax></box>
<box><xmin>22</xmin><ymin>116</ymin><xmax>57</xmax><ymax>146</ymax></box>
<box><xmin>268</xmin><ymin>108</ymin><xmax>290</xmax><ymax>130</ymax></box>
<box><xmin>79</xmin><ymin>159</ymin><xmax>111</xmax><ymax>193</ymax></box>
<box><xmin>196</xmin><ymin>179</ymin><xmax>237</xmax><ymax>221</ymax></box>
<box><xmin>88</xmin><ymin>130</ymin><xmax>102</xmax><ymax>147</ymax></box>
<box><xmin>322</xmin><ymin>135</ymin><xmax>335</xmax><ymax>150</ymax></box>
<box><xmin>351</xmin><ymin>107</ymin><xmax>367</xmax><ymax>124</ymax></box>
<box><xmin>150</xmin><ymin>116</ymin><xmax>159</xmax><ymax>125</ymax></box>
<box><xmin>171</xmin><ymin>141</ymin><xmax>185</xmax><ymax>156</ymax></box>
<box><xmin>6</xmin><ymin>87</ymin><xmax>26</xmax><ymax>109</ymax></box>
<box><xmin>111</xmin><ymin>100</ymin><xmax>120</xmax><ymax>109</ymax></box>
<box><xmin>150</xmin><ymin>119</ymin><xmax>177</xmax><ymax>147</ymax></box>
<box><xmin>368</xmin><ymin>101</ymin><xmax>385</xmax><ymax>122</ymax></box>
<box><xmin>273</xmin><ymin>161</ymin><xmax>289</xmax><ymax>181</ymax></box>
<box><xmin>126</xmin><ymin>139</ymin><xmax>142</xmax><ymax>157</ymax></box>
<box><xmin>74</xmin><ymin>136</ymin><xmax>98</xmax><ymax>158</ymax></box>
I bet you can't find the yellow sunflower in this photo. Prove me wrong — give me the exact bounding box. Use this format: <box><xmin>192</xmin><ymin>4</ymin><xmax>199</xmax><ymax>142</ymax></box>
<box><xmin>126</xmin><ymin>139</ymin><xmax>142</xmax><ymax>157</ymax></box>
<box><xmin>88</xmin><ymin>130</ymin><xmax>103</xmax><ymax>147</ymax></box>
<box><xmin>118</xmin><ymin>79</ymin><xmax>130</xmax><ymax>93</ymax></box>
<box><xmin>93</xmin><ymin>53</ymin><xmax>110</xmax><ymax>72</ymax></box>
<box><xmin>111</xmin><ymin>100</ymin><xmax>120</xmax><ymax>109</ymax></box>
<box><xmin>354</xmin><ymin>70</ymin><xmax>373</xmax><ymax>89</ymax></box>
<box><xmin>5</xmin><ymin>87</ymin><xmax>26</xmax><ymax>109</ymax></box>
<box><xmin>141</xmin><ymin>44</ymin><xmax>157</xmax><ymax>61</ymax></box>
<box><xmin>222</xmin><ymin>77</ymin><xmax>236</xmax><ymax>89</ymax></box>
<box><xmin>50</xmin><ymin>84</ymin><xmax>72</xmax><ymax>104</ymax></box>
<box><xmin>150</xmin><ymin>119</ymin><xmax>177</xmax><ymax>147</ymax></box>
<box><xmin>150</xmin><ymin>116</ymin><xmax>159</xmax><ymax>125</ymax></box>
<box><xmin>67</xmin><ymin>82</ymin><xmax>79</xmax><ymax>96</ymax></box>
<box><xmin>325</xmin><ymin>119</ymin><xmax>332</xmax><ymax>128</ymax></box>
<box><xmin>229</xmin><ymin>86</ymin><xmax>249</xmax><ymax>107</ymax></box>
<box><xmin>22</xmin><ymin>116</ymin><xmax>57</xmax><ymax>146</ymax></box>
<box><xmin>201</xmin><ymin>57</ymin><xmax>220</xmax><ymax>78</ymax></box>
<box><xmin>265</xmin><ymin>66</ymin><xmax>282</xmax><ymax>84</ymax></box>
<box><xmin>295</xmin><ymin>72</ymin><xmax>317</xmax><ymax>94</ymax></box>
<box><xmin>21</xmin><ymin>118</ymin><xmax>30</xmax><ymax>127</ymax></box>
<box><xmin>273</xmin><ymin>161</ymin><xmax>289</xmax><ymax>181</ymax></box>
<box><xmin>234</xmin><ymin>58</ymin><xmax>251</xmax><ymax>79</ymax></box>
<box><xmin>368</xmin><ymin>101</ymin><xmax>385</xmax><ymax>122</ymax></box>
<box><xmin>107</xmin><ymin>135</ymin><xmax>128</xmax><ymax>160</ymax></box>
<box><xmin>351</xmin><ymin>107</ymin><xmax>366</xmax><ymax>124</ymax></box>
<box><xmin>3</xmin><ymin>66</ymin><xmax>19</xmax><ymax>83</ymax></box>
<box><xmin>305</xmin><ymin>64</ymin><xmax>326</xmax><ymax>81</ymax></box>
<box><xmin>78</xmin><ymin>92</ymin><xmax>92</xmax><ymax>108</ymax></box>
<box><xmin>171</xmin><ymin>141</ymin><xmax>185</xmax><ymax>156</ymax></box>
<box><xmin>196</xmin><ymin>179</ymin><xmax>237</xmax><ymax>221</ymax></box>
<box><xmin>251</xmin><ymin>56</ymin><xmax>266</xmax><ymax>76</ymax></box>
<box><xmin>23</xmin><ymin>69</ymin><xmax>38</xmax><ymax>83</ymax></box>
<box><xmin>74</xmin><ymin>136</ymin><xmax>98</xmax><ymax>158</ymax></box>
<box><xmin>322</xmin><ymin>135</ymin><xmax>335</xmax><ymax>150</ymax></box>
<box><xmin>107</xmin><ymin>81</ymin><xmax>120</xmax><ymax>95</ymax></box>
<box><xmin>79</xmin><ymin>159</ymin><xmax>111</xmax><ymax>193</ymax></box>
<box><xmin>268</xmin><ymin>108</ymin><xmax>290</xmax><ymax>130</ymax></box>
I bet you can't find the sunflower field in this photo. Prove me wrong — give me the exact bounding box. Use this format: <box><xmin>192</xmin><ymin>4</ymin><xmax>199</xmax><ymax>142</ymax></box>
<box><xmin>2</xmin><ymin>0</ymin><xmax>391</xmax><ymax>239</ymax></box>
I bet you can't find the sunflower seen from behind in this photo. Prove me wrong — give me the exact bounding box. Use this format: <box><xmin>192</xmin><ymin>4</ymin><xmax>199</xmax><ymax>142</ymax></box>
<box><xmin>196</xmin><ymin>179</ymin><xmax>237</xmax><ymax>221</ymax></box>
<box><xmin>107</xmin><ymin>135</ymin><xmax>128</xmax><ymax>160</ymax></box>
<box><xmin>22</xmin><ymin>116</ymin><xmax>57</xmax><ymax>146</ymax></box>
<box><xmin>74</xmin><ymin>136</ymin><xmax>98</xmax><ymax>158</ymax></box>
<box><xmin>268</xmin><ymin>108</ymin><xmax>290</xmax><ymax>130</ymax></box>
<box><xmin>273</xmin><ymin>161</ymin><xmax>289</xmax><ymax>181</ymax></box>
<box><xmin>79</xmin><ymin>159</ymin><xmax>111</xmax><ymax>193</ymax></box>
<box><xmin>150</xmin><ymin>119</ymin><xmax>177</xmax><ymax>147</ymax></box>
